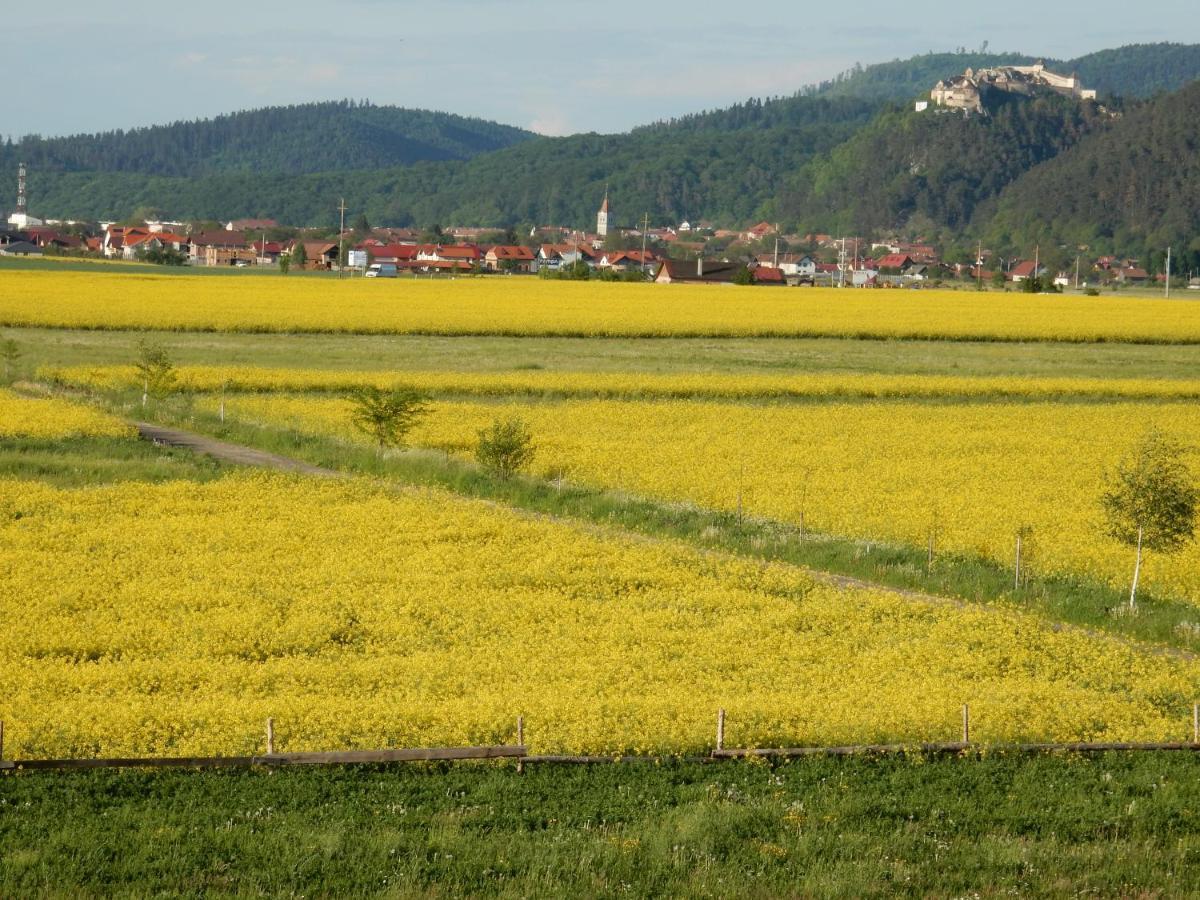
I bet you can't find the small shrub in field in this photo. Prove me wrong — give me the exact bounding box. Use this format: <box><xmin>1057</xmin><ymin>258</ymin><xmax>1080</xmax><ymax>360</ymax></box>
<box><xmin>349</xmin><ymin>386</ymin><xmax>430</xmax><ymax>454</ymax></box>
<box><xmin>476</xmin><ymin>417</ymin><xmax>535</xmax><ymax>478</ymax></box>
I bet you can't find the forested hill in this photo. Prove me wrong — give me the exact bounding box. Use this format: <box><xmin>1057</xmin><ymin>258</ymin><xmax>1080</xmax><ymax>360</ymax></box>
<box><xmin>1069</xmin><ymin>43</ymin><xmax>1200</xmax><ymax>98</ymax></box>
<box><xmin>22</xmin><ymin>116</ymin><xmax>874</xmax><ymax>227</ymax></box>
<box><xmin>985</xmin><ymin>80</ymin><xmax>1200</xmax><ymax>259</ymax></box>
<box><xmin>810</xmin><ymin>43</ymin><xmax>1200</xmax><ymax>103</ymax></box>
<box><xmin>10</xmin><ymin>43</ymin><xmax>1200</xmax><ymax>240</ymax></box>
<box><xmin>774</xmin><ymin>92</ymin><xmax>1111</xmax><ymax>238</ymax></box>
<box><xmin>0</xmin><ymin>101</ymin><xmax>535</xmax><ymax>176</ymax></box>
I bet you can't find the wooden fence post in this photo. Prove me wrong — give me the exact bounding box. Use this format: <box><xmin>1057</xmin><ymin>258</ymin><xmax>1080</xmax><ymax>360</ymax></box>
<box><xmin>1015</xmin><ymin>533</ymin><xmax>1022</xmax><ymax>590</ymax></box>
<box><xmin>962</xmin><ymin>705</ymin><xmax>970</xmax><ymax>744</ymax></box>
<box><xmin>516</xmin><ymin>716</ymin><xmax>525</xmax><ymax>773</ymax></box>
<box><xmin>266</xmin><ymin>718</ymin><xmax>275</xmax><ymax>756</ymax></box>
<box><xmin>716</xmin><ymin>709</ymin><xmax>726</xmax><ymax>752</ymax></box>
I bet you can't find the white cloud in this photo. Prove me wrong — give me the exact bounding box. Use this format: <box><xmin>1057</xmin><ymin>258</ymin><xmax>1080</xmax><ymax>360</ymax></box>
<box><xmin>528</xmin><ymin>113</ymin><xmax>573</xmax><ymax>137</ymax></box>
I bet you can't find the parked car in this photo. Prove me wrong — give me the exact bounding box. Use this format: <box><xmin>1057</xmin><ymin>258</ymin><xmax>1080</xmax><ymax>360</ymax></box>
<box><xmin>365</xmin><ymin>263</ymin><xmax>398</xmax><ymax>278</ymax></box>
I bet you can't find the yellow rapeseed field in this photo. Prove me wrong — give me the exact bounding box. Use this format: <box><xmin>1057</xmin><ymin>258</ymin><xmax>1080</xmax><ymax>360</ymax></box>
<box><xmin>3</xmin><ymin>269</ymin><xmax>1200</xmax><ymax>341</ymax></box>
<box><xmin>2</xmin><ymin>474</ymin><xmax>1197</xmax><ymax>759</ymax></box>
<box><xmin>207</xmin><ymin>394</ymin><xmax>1200</xmax><ymax>603</ymax></box>
<box><xmin>47</xmin><ymin>363</ymin><xmax>1200</xmax><ymax>402</ymax></box>
<box><xmin>0</xmin><ymin>388</ymin><xmax>133</xmax><ymax>439</ymax></box>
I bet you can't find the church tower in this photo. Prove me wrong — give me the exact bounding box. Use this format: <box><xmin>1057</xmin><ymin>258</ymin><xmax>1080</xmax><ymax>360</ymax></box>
<box><xmin>596</xmin><ymin>188</ymin><xmax>611</xmax><ymax>238</ymax></box>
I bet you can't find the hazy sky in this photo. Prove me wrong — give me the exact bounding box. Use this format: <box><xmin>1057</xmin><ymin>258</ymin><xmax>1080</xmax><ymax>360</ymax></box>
<box><xmin>4</xmin><ymin>1</ymin><xmax>1196</xmax><ymax>138</ymax></box>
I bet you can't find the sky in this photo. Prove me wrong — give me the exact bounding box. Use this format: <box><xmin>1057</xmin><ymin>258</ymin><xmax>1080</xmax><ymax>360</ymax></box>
<box><xmin>4</xmin><ymin>1</ymin><xmax>1197</xmax><ymax>139</ymax></box>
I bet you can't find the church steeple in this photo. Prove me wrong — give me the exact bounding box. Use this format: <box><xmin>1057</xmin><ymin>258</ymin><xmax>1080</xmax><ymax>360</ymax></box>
<box><xmin>597</xmin><ymin>187</ymin><xmax>611</xmax><ymax>237</ymax></box>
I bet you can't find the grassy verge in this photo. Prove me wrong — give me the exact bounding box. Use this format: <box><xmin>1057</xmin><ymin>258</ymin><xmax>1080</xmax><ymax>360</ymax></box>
<box><xmin>3</xmin><ymin>753</ymin><xmax>1199</xmax><ymax>896</ymax></box>
<box><xmin>8</xmin><ymin>325</ymin><xmax>1200</xmax><ymax>379</ymax></box>
<box><xmin>131</xmin><ymin>401</ymin><xmax>1200</xmax><ymax>655</ymax></box>
<box><xmin>0</xmin><ymin>435</ymin><xmax>226</xmax><ymax>487</ymax></box>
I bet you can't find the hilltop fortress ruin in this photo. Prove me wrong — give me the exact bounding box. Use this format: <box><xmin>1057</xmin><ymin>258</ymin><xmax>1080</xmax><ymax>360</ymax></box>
<box><xmin>930</xmin><ymin>62</ymin><xmax>1097</xmax><ymax>114</ymax></box>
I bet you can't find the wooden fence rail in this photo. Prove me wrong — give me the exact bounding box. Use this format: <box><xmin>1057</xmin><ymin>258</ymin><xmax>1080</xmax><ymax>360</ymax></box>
<box><xmin>2</xmin><ymin>707</ymin><xmax>1200</xmax><ymax>773</ymax></box>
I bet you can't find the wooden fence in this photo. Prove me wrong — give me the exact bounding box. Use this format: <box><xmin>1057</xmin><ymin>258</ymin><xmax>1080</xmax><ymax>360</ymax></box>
<box><xmin>3</xmin><ymin>707</ymin><xmax>1200</xmax><ymax>773</ymax></box>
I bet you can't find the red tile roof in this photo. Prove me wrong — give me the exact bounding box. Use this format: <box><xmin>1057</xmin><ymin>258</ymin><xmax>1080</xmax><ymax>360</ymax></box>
<box><xmin>487</xmin><ymin>245</ymin><xmax>536</xmax><ymax>261</ymax></box>
<box><xmin>876</xmin><ymin>253</ymin><xmax>913</xmax><ymax>270</ymax></box>
<box><xmin>368</xmin><ymin>243</ymin><xmax>419</xmax><ymax>260</ymax></box>
<box><xmin>753</xmin><ymin>266</ymin><xmax>785</xmax><ymax>284</ymax></box>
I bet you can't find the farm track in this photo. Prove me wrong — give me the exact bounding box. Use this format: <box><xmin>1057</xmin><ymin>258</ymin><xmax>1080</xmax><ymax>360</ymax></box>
<box><xmin>132</xmin><ymin>421</ymin><xmax>1196</xmax><ymax>662</ymax></box>
<box><xmin>136</xmin><ymin>423</ymin><xmax>343</xmax><ymax>479</ymax></box>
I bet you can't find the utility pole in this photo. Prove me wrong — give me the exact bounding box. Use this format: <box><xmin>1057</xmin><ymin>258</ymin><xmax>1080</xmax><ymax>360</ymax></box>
<box><xmin>1074</xmin><ymin>255</ymin><xmax>1080</xmax><ymax>290</ymax></box>
<box><xmin>976</xmin><ymin>239</ymin><xmax>983</xmax><ymax>290</ymax></box>
<box><xmin>338</xmin><ymin>198</ymin><xmax>348</xmax><ymax>276</ymax></box>
<box><xmin>1165</xmin><ymin>245</ymin><xmax>1172</xmax><ymax>299</ymax></box>
<box><xmin>838</xmin><ymin>237</ymin><xmax>847</xmax><ymax>288</ymax></box>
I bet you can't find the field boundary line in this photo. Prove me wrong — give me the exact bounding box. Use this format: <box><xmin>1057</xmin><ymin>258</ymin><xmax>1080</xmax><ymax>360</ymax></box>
<box><xmin>7</xmin><ymin>743</ymin><xmax>1200</xmax><ymax>774</ymax></box>
<box><xmin>1</xmin><ymin>745</ymin><xmax>526</xmax><ymax>772</ymax></box>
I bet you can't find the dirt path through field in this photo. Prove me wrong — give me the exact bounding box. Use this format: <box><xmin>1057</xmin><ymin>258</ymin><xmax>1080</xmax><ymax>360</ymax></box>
<box><xmin>136</xmin><ymin>423</ymin><xmax>343</xmax><ymax>478</ymax></box>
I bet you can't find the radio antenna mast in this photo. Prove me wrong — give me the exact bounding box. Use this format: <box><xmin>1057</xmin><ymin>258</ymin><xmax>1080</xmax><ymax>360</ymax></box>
<box><xmin>16</xmin><ymin>162</ymin><xmax>27</xmax><ymax>215</ymax></box>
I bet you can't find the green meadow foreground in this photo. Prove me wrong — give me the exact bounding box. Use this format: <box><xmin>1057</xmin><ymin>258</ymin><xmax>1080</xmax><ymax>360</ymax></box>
<box><xmin>4</xmin><ymin>756</ymin><xmax>1200</xmax><ymax>897</ymax></box>
<box><xmin>2</xmin><ymin>268</ymin><xmax>1200</xmax><ymax>896</ymax></box>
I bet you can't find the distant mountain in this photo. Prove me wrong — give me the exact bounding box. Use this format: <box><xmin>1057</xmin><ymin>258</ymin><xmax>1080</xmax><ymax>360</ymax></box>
<box><xmin>985</xmin><ymin>80</ymin><xmax>1200</xmax><ymax>267</ymax></box>
<box><xmin>0</xmin><ymin>101</ymin><xmax>535</xmax><ymax>177</ymax></box>
<box><xmin>21</xmin><ymin>109</ymin><xmax>875</xmax><ymax>227</ymax></box>
<box><xmin>8</xmin><ymin>43</ymin><xmax>1200</xmax><ymax>259</ymax></box>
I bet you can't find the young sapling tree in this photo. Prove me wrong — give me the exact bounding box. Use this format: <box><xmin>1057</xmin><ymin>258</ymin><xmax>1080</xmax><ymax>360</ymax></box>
<box><xmin>1101</xmin><ymin>428</ymin><xmax>1197</xmax><ymax>609</ymax></box>
<box><xmin>133</xmin><ymin>340</ymin><xmax>177</xmax><ymax>408</ymax></box>
<box><xmin>0</xmin><ymin>338</ymin><xmax>21</xmax><ymax>381</ymax></box>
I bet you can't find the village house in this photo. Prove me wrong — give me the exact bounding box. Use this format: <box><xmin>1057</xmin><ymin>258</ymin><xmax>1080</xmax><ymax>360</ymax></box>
<box><xmin>415</xmin><ymin>244</ymin><xmax>482</xmax><ymax>269</ymax></box>
<box><xmin>1116</xmin><ymin>266</ymin><xmax>1150</xmax><ymax>284</ymax></box>
<box><xmin>538</xmin><ymin>242</ymin><xmax>599</xmax><ymax>271</ymax></box>
<box><xmin>123</xmin><ymin>231</ymin><xmax>189</xmax><ymax>260</ymax></box>
<box><xmin>484</xmin><ymin>245</ymin><xmax>537</xmax><ymax>273</ymax></box>
<box><xmin>754</xmin><ymin>253</ymin><xmax>817</xmax><ymax>280</ymax></box>
<box><xmin>291</xmin><ymin>240</ymin><xmax>340</xmax><ymax>270</ymax></box>
<box><xmin>0</xmin><ymin>240</ymin><xmax>42</xmax><ymax>257</ymax></box>
<box><xmin>875</xmin><ymin>253</ymin><xmax>914</xmax><ymax>274</ymax></box>
<box><xmin>598</xmin><ymin>249</ymin><xmax>658</xmax><ymax>273</ymax></box>
<box><xmin>225</xmin><ymin>218</ymin><xmax>277</xmax><ymax>232</ymax></box>
<box><xmin>251</xmin><ymin>239</ymin><xmax>284</xmax><ymax>264</ymax></box>
<box><xmin>752</xmin><ymin>266</ymin><xmax>785</xmax><ymax>286</ymax></box>
<box><xmin>191</xmin><ymin>231</ymin><xmax>256</xmax><ymax>266</ymax></box>
<box><xmin>654</xmin><ymin>258</ymin><xmax>740</xmax><ymax>285</ymax></box>
<box><xmin>102</xmin><ymin>225</ymin><xmax>142</xmax><ymax>257</ymax></box>
<box><xmin>1009</xmin><ymin>260</ymin><xmax>1047</xmax><ymax>283</ymax></box>
<box><xmin>364</xmin><ymin>243</ymin><xmax>420</xmax><ymax>266</ymax></box>
<box><xmin>742</xmin><ymin>222</ymin><xmax>776</xmax><ymax>242</ymax></box>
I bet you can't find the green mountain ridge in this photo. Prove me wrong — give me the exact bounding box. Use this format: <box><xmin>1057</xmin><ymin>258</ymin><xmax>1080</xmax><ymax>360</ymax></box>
<box><xmin>0</xmin><ymin>100</ymin><xmax>535</xmax><ymax>177</ymax></box>
<box><xmin>6</xmin><ymin>42</ymin><xmax>1200</xmax><ymax>258</ymax></box>
<box><xmin>776</xmin><ymin>92</ymin><xmax>1112</xmax><ymax>239</ymax></box>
